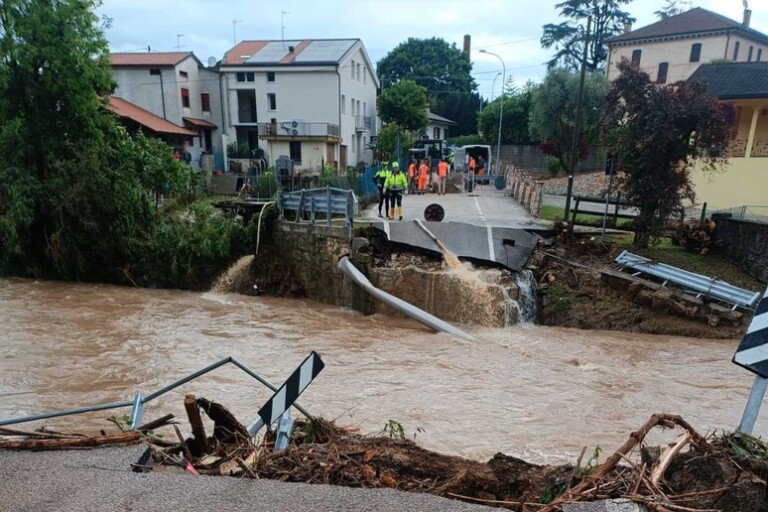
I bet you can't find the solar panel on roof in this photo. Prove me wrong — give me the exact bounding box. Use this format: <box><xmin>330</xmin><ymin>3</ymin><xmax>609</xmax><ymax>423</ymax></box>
<box><xmin>293</xmin><ymin>40</ymin><xmax>356</xmax><ymax>63</ymax></box>
<box><xmin>246</xmin><ymin>41</ymin><xmax>302</xmax><ymax>63</ymax></box>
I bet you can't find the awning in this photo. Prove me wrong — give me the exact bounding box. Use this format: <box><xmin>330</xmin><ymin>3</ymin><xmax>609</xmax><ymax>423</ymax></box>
<box><xmin>107</xmin><ymin>97</ymin><xmax>196</xmax><ymax>136</ymax></box>
<box><xmin>183</xmin><ymin>117</ymin><xmax>217</xmax><ymax>129</ymax></box>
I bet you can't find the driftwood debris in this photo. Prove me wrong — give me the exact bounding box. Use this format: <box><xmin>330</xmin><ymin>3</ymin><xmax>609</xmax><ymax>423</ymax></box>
<box><xmin>672</xmin><ymin>218</ymin><xmax>720</xmax><ymax>255</ymax></box>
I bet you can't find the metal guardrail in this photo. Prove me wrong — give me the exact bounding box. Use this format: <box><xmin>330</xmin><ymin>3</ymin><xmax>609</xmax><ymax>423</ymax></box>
<box><xmin>0</xmin><ymin>357</ymin><xmax>312</xmax><ymax>429</ymax></box>
<box><xmin>278</xmin><ymin>187</ymin><xmax>359</xmax><ymax>227</ymax></box>
<box><xmin>615</xmin><ymin>250</ymin><xmax>761</xmax><ymax>310</ymax></box>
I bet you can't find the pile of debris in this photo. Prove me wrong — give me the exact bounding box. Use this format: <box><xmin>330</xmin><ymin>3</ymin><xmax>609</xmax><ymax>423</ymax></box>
<box><xmin>672</xmin><ymin>218</ymin><xmax>720</xmax><ymax>255</ymax></box>
<box><xmin>2</xmin><ymin>398</ymin><xmax>767</xmax><ymax>511</ymax></box>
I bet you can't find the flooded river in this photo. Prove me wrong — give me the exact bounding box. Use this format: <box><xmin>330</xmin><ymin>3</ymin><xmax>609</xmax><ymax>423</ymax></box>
<box><xmin>0</xmin><ymin>278</ymin><xmax>760</xmax><ymax>464</ymax></box>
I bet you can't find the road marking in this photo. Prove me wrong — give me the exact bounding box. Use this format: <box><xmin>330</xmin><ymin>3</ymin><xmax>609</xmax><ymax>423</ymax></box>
<box><xmin>474</xmin><ymin>196</ymin><xmax>495</xmax><ymax>261</ymax></box>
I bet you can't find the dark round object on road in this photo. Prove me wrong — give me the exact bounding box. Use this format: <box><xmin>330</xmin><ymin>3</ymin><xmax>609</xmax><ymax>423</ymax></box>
<box><xmin>424</xmin><ymin>203</ymin><xmax>445</xmax><ymax>222</ymax></box>
<box><xmin>494</xmin><ymin>176</ymin><xmax>506</xmax><ymax>190</ymax></box>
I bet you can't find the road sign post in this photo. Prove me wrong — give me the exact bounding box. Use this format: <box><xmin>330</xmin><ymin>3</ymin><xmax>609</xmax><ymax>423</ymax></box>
<box><xmin>247</xmin><ymin>351</ymin><xmax>325</xmax><ymax>437</ymax></box>
<box><xmin>733</xmin><ymin>286</ymin><xmax>768</xmax><ymax>434</ymax></box>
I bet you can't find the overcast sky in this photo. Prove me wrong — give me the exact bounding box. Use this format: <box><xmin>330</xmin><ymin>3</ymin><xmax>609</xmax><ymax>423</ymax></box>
<box><xmin>99</xmin><ymin>0</ymin><xmax>767</xmax><ymax>99</ymax></box>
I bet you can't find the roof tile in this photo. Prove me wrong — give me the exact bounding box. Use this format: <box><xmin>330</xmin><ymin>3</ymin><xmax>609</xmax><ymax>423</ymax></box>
<box><xmin>107</xmin><ymin>97</ymin><xmax>197</xmax><ymax>136</ymax></box>
<box><xmin>110</xmin><ymin>52</ymin><xmax>192</xmax><ymax>67</ymax></box>
<box><xmin>689</xmin><ymin>62</ymin><xmax>768</xmax><ymax>100</ymax></box>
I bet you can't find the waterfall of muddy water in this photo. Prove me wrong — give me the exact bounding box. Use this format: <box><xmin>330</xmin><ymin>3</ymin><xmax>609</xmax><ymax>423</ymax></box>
<box><xmin>514</xmin><ymin>270</ymin><xmax>537</xmax><ymax>325</ymax></box>
<box><xmin>211</xmin><ymin>255</ymin><xmax>255</xmax><ymax>293</ymax></box>
<box><xmin>436</xmin><ymin>239</ymin><xmax>462</xmax><ymax>269</ymax></box>
<box><xmin>0</xmin><ymin>278</ymin><xmax>760</xmax><ymax>465</ymax></box>
<box><xmin>442</xmin><ymin>262</ymin><xmax>519</xmax><ymax>327</ymax></box>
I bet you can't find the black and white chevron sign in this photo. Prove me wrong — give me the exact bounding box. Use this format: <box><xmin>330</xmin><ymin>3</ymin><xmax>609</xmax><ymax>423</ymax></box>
<box><xmin>733</xmin><ymin>287</ymin><xmax>768</xmax><ymax>378</ymax></box>
<box><xmin>258</xmin><ymin>351</ymin><xmax>325</xmax><ymax>426</ymax></box>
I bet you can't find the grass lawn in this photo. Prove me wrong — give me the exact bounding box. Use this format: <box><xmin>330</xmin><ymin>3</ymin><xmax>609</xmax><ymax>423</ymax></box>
<box><xmin>538</xmin><ymin>205</ymin><xmax>634</xmax><ymax>228</ymax></box>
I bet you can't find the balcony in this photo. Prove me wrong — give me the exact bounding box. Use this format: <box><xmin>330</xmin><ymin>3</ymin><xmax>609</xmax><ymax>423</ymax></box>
<box><xmin>236</xmin><ymin>90</ymin><xmax>257</xmax><ymax>124</ymax></box>
<box><xmin>258</xmin><ymin>122</ymin><xmax>340</xmax><ymax>141</ymax></box>
<box><xmin>355</xmin><ymin>115</ymin><xmax>372</xmax><ymax>132</ymax></box>
<box><xmin>727</xmin><ymin>139</ymin><xmax>747</xmax><ymax>158</ymax></box>
<box><xmin>752</xmin><ymin>139</ymin><xmax>768</xmax><ymax>157</ymax></box>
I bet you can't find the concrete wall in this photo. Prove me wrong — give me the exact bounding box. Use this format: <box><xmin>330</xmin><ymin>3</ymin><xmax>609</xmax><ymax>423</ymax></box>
<box><xmin>713</xmin><ymin>216</ymin><xmax>768</xmax><ymax>283</ymax></box>
<box><xmin>690</xmin><ymin>157</ymin><xmax>768</xmax><ymax>210</ymax></box>
<box><xmin>499</xmin><ymin>144</ymin><xmax>605</xmax><ymax>175</ymax></box>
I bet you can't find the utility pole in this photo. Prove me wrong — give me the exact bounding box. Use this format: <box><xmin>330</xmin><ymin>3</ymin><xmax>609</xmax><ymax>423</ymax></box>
<box><xmin>563</xmin><ymin>17</ymin><xmax>591</xmax><ymax>221</ymax></box>
<box><xmin>175</xmin><ymin>34</ymin><xmax>185</xmax><ymax>51</ymax></box>
<box><xmin>232</xmin><ymin>19</ymin><xmax>242</xmax><ymax>45</ymax></box>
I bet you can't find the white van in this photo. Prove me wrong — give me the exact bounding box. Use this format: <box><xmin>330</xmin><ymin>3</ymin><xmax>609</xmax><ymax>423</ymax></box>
<box><xmin>454</xmin><ymin>145</ymin><xmax>492</xmax><ymax>174</ymax></box>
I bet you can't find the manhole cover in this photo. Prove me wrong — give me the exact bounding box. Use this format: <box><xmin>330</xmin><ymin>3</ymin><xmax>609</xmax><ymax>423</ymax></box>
<box><xmin>424</xmin><ymin>203</ymin><xmax>445</xmax><ymax>222</ymax></box>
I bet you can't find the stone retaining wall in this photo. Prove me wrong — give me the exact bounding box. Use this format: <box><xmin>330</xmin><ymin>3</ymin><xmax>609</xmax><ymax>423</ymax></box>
<box><xmin>540</xmin><ymin>171</ymin><xmax>609</xmax><ymax>197</ymax></box>
<box><xmin>267</xmin><ymin>221</ymin><xmax>520</xmax><ymax>327</ymax></box>
<box><xmin>713</xmin><ymin>216</ymin><xmax>768</xmax><ymax>284</ymax></box>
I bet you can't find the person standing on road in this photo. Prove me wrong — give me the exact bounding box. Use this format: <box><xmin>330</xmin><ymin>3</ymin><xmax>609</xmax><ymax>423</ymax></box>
<box><xmin>385</xmin><ymin>162</ymin><xmax>408</xmax><ymax>220</ymax></box>
<box><xmin>407</xmin><ymin>158</ymin><xmax>417</xmax><ymax>195</ymax></box>
<box><xmin>437</xmin><ymin>159</ymin><xmax>449</xmax><ymax>195</ymax></box>
<box><xmin>417</xmin><ymin>160</ymin><xmax>430</xmax><ymax>195</ymax></box>
<box><xmin>468</xmin><ymin>156</ymin><xmax>476</xmax><ymax>175</ymax></box>
<box><xmin>373</xmin><ymin>162</ymin><xmax>391</xmax><ymax>218</ymax></box>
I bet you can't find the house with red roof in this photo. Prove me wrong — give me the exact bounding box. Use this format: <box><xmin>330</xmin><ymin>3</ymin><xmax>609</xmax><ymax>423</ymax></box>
<box><xmin>218</xmin><ymin>39</ymin><xmax>379</xmax><ymax>173</ymax></box>
<box><xmin>109</xmin><ymin>51</ymin><xmax>223</xmax><ymax>170</ymax></box>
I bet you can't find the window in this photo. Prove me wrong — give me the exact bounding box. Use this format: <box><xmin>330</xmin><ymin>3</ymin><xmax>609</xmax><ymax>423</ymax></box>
<box><xmin>289</xmin><ymin>141</ymin><xmax>302</xmax><ymax>163</ymax></box>
<box><xmin>733</xmin><ymin>41</ymin><xmax>740</xmax><ymax>61</ymax></box>
<box><xmin>433</xmin><ymin>127</ymin><xmax>440</xmax><ymax>139</ymax></box>
<box><xmin>237</xmin><ymin>72</ymin><xmax>255</xmax><ymax>82</ymax></box>
<box><xmin>236</xmin><ymin>72</ymin><xmax>245</xmax><ymax>82</ymax></box>
<box><xmin>690</xmin><ymin>43</ymin><xmax>702</xmax><ymax>62</ymax></box>
<box><xmin>351</xmin><ymin>98</ymin><xmax>356</xmax><ymax>116</ymax></box>
<box><xmin>631</xmin><ymin>49</ymin><xmax>642</xmax><ymax>66</ymax></box>
<box><xmin>267</xmin><ymin>93</ymin><xmax>276</xmax><ymax>111</ymax></box>
<box><xmin>363</xmin><ymin>102</ymin><xmax>366</xmax><ymax>115</ymax></box>
<box><xmin>356</xmin><ymin>63</ymin><xmax>361</xmax><ymax>81</ymax></box>
<box><xmin>748</xmin><ymin>46</ymin><xmax>754</xmax><ymax>62</ymax></box>
<box><xmin>246</xmin><ymin>72</ymin><xmax>255</xmax><ymax>82</ymax></box>
<box><xmin>350</xmin><ymin>59</ymin><xmax>355</xmax><ymax>79</ymax></box>
<box><xmin>357</xmin><ymin>100</ymin><xmax>361</xmax><ymax>117</ymax></box>
<box><xmin>759</xmin><ymin>49</ymin><xmax>764</xmax><ymax>62</ymax></box>
<box><xmin>363</xmin><ymin>68</ymin><xmax>366</xmax><ymax>84</ymax></box>
<box><xmin>267</xmin><ymin>71</ymin><xmax>275</xmax><ymax>82</ymax></box>
<box><xmin>179</xmin><ymin>70</ymin><xmax>188</xmax><ymax>79</ymax></box>
<box><xmin>201</xmin><ymin>93</ymin><xmax>211</xmax><ymax>112</ymax></box>
<box><xmin>351</xmin><ymin>134</ymin><xmax>356</xmax><ymax>152</ymax></box>
<box><xmin>341</xmin><ymin>94</ymin><xmax>346</xmax><ymax>114</ymax></box>
<box><xmin>181</xmin><ymin>87</ymin><xmax>190</xmax><ymax>108</ymax></box>
<box><xmin>656</xmin><ymin>62</ymin><xmax>669</xmax><ymax>84</ymax></box>
<box><xmin>186</xmin><ymin>137</ymin><xmax>194</xmax><ymax>148</ymax></box>
<box><xmin>149</xmin><ymin>68</ymin><xmax>161</xmax><ymax>76</ymax></box>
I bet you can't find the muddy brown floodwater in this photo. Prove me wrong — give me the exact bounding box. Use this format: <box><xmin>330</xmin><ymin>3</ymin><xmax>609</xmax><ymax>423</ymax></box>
<box><xmin>0</xmin><ymin>278</ymin><xmax>761</xmax><ymax>464</ymax></box>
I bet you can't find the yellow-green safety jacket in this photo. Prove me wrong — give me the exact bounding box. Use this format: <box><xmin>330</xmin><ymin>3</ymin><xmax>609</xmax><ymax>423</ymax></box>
<box><xmin>385</xmin><ymin>171</ymin><xmax>408</xmax><ymax>192</ymax></box>
<box><xmin>374</xmin><ymin>168</ymin><xmax>390</xmax><ymax>187</ymax></box>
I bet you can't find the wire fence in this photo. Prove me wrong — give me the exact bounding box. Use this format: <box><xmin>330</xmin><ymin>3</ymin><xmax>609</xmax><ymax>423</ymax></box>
<box><xmin>711</xmin><ymin>205</ymin><xmax>768</xmax><ymax>224</ymax></box>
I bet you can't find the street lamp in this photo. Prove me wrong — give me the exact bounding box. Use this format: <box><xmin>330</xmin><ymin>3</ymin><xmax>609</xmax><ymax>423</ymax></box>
<box><xmin>490</xmin><ymin>71</ymin><xmax>502</xmax><ymax>102</ymax></box>
<box><xmin>480</xmin><ymin>49</ymin><xmax>505</xmax><ymax>173</ymax></box>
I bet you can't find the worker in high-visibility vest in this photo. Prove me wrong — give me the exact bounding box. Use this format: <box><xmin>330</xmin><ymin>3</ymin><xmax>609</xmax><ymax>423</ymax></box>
<box><xmin>373</xmin><ymin>162</ymin><xmax>391</xmax><ymax>218</ymax></box>
<box><xmin>437</xmin><ymin>158</ymin><xmax>449</xmax><ymax>195</ymax></box>
<box><xmin>407</xmin><ymin>158</ymin><xmax>417</xmax><ymax>195</ymax></box>
<box><xmin>468</xmin><ymin>156</ymin><xmax>476</xmax><ymax>174</ymax></box>
<box><xmin>417</xmin><ymin>160</ymin><xmax>430</xmax><ymax>195</ymax></box>
<box><xmin>384</xmin><ymin>162</ymin><xmax>408</xmax><ymax>220</ymax></box>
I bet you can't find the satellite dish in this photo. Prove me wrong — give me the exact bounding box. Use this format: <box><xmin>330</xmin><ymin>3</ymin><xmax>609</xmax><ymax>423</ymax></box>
<box><xmin>207</xmin><ymin>56</ymin><xmax>217</xmax><ymax>67</ymax></box>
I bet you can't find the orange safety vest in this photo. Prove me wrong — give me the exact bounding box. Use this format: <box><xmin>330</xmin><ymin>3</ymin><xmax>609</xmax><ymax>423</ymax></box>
<box><xmin>419</xmin><ymin>164</ymin><xmax>429</xmax><ymax>178</ymax></box>
<box><xmin>408</xmin><ymin>163</ymin><xmax>416</xmax><ymax>178</ymax></box>
<box><xmin>469</xmin><ymin>157</ymin><xmax>476</xmax><ymax>170</ymax></box>
<box><xmin>437</xmin><ymin>161</ymin><xmax>448</xmax><ymax>177</ymax></box>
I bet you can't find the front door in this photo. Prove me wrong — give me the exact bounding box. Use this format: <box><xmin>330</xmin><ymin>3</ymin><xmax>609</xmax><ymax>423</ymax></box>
<box><xmin>340</xmin><ymin>145</ymin><xmax>347</xmax><ymax>170</ymax></box>
<box><xmin>327</xmin><ymin>143</ymin><xmax>335</xmax><ymax>168</ymax></box>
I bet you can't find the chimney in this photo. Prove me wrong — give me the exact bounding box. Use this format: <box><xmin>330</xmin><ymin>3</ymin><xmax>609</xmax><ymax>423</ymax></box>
<box><xmin>288</xmin><ymin>45</ymin><xmax>295</xmax><ymax>53</ymax></box>
<box><xmin>463</xmin><ymin>35</ymin><xmax>471</xmax><ymax>56</ymax></box>
<box><xmin>743</xmin><ymin>9</ymin><xmax>752</xmax><ymax>28</ymax></box>
<box><xmin>623</xmin><ymin>23</ymin><xmax>632</xmax><ymax>34</ymax></box>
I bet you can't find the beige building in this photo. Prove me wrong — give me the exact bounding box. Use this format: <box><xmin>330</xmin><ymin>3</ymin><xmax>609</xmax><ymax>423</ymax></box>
<box><xmin>688</xmin><ymin>62</ymin><xmax>768</xmax><ymax>209</ymax></box>
<box><xmin>606</xmin><ymin>8</ymin><xmax>768</xmax><ymax>84</ymax></box>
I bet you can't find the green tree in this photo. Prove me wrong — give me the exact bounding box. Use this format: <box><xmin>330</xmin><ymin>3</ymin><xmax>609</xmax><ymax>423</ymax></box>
<box><xmin>377</xmin><ymin>38</ymin><xmax>478</xmax><ymax>135</ymax></box>
<box><xmin>378</xmin><ymin>80</ymin><xmax>428</xmax><ymax>132</ymax></box>
<box><xmin>478</xmin><ymin>82</ymin><xmax>535</xmax><ymax>145</ymax></box>
<box><xmin>541</xmin><ymin>0</ymin><xmax>635</xmax><ymax>71</ymax></box>
<box><xmin>529</xmin><ymin>68</ymin><xmax>608</xmax><ymax>174</ymax></box>
<box><xmin>604</xmin><ymin>60</ymin><xmax>735</xmax><ymax>247</ymax></box>
<box><xmin>374</xmin><ymin>123</ymin><xmax>412</xmax><ymax>162</ymax></box>
<box><xmin>655</xmin><ymin>0</ymin><xmax>687</xmax><ymax>20</ymax></box>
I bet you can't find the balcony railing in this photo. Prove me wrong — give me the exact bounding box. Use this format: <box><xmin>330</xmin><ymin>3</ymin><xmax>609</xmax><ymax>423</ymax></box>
<box><xmin>752</xmin><ymin>139</ymin><xmax>768</xmax><ymax>157</ymax></box>
<box><xmin>728</xmin><ymin>139</ymin><xmax>748</xmax><ymax>158</ymax></box>
<box><xmin>355</xmin><ymin>115</ymin><xmax>372</xmax><ymax>132</ymax></box>
<box><xmin>258</xmin><ymin>122</ymin><xmax>340</xmax><ymax>138</ymax></box>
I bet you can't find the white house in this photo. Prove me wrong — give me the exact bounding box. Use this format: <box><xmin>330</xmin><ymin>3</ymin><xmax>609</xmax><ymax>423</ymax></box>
<box><xmin>218</xmin><ymin>38</ymin><xmax>379</xmax><ymax>172</ymax></box>
<box><xmin>110</xmin><ymin>52</ymin><xmax>224</xmax><ymax>169</ymax></box>
<box><xmin>424</xmin><ymin>110</ymin><xmax>457</xmax><ymax>141</ymax></box>
<box><xmin>606</xmin><ymin>7</ymin><xmax>768</xmax><ymax>84</ymax></box>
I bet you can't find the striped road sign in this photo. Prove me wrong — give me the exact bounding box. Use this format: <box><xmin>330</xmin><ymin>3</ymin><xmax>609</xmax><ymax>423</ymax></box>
<box><xmin>258</xmin><ymin>351</ymin><xmax>325</xmax><ymax>426</ymax></box>
<box><xmin>733</xmin><ymin>287</ymin><xmax>768</xmax><ymax>378</ymax></box>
